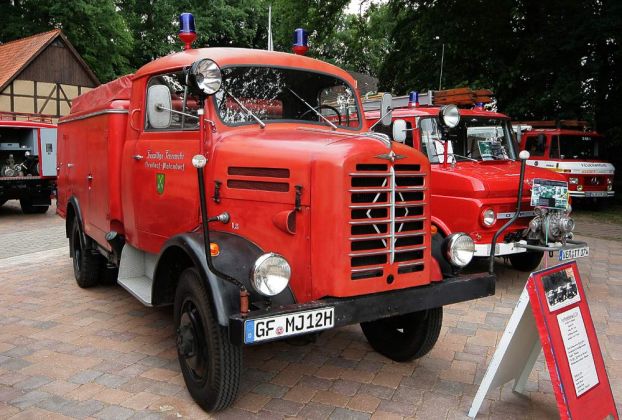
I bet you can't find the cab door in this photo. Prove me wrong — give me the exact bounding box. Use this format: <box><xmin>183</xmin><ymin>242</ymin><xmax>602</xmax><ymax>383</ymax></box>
<box><xmin>129</xmin><ymin>71</ymin><xmax>201</xmax><ymax>253</ymax></box>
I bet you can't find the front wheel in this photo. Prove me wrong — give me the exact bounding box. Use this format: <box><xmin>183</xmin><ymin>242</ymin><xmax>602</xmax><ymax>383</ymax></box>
<box><xmin>361</xmin><ymin>307</ymin><xmax>443</xmax><ymax>362</ymax></box>
<box><xmin>509</xmin><ymin>251</ymin><xmax>543</xmax><ymax>272</ymax></box>
<box><xmin>174</xmin><ymin>268</ymin><xmax>241</xmax><ymax>412</ymax></box>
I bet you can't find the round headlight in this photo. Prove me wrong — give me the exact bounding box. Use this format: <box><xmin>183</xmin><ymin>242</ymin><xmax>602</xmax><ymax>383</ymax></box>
<box><xmin>189</xmin><ymin>59</ymin><xmax>222</xmax><ymax>95</ymax></box>
<box><xmin>480</xmin><ymin>208</ymin><xmax>496</xmax><ymax>227</ymax></box>
<box><xmin>439</xmin><ymin>104</ymin><xmax>460</xmax><ymax>128</ymax></box>
<box><xmin>444</xmin><ymin>233</ymin><xmax>475</xmax><ymax>267</ymax></box>
<box><xmin>251</xmin><ymin>253</ymin><xmax>291</xmax><ymax>296</ymax></box>
<box><xmin>568</xmin><ymin>177</ymin><xmax>579</xmax><ymax>184</ymax></box>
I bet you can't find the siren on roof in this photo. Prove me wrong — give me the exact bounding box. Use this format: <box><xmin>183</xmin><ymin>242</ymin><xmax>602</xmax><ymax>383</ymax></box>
<box><xmin>179</xmin><ymin>13</ymin><xmax>197</xmax><ymax>50</ymax></box>
<box><xmin>408</xmin><ymin>91</ymin><xmax>419</xmax><ymax>107</ymax></box>
<box><xmin>292</xmin><ymin>28</ymin><xmax>309</xmax><ymax>55</ymax></box>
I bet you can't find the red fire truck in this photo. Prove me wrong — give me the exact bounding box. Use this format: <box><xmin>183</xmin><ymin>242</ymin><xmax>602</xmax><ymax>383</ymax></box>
<box><xmin>364</xmin><ymin>89</ymin><xmax>588</xmax><ymax>272</ymax></box>
<box><xmin>56</xmin><ymin>17</ymin><xmax>495</xmax><ymax>411</ymax></box>
<box><xmin>516</xmin><ymin>120</ymin><xmax>615</xmax><ymax>204</ymax></box>
<box><xmin>0</xmin><ymin>112</ymin><xmax>57</xmax><ymax>213</ymax></box>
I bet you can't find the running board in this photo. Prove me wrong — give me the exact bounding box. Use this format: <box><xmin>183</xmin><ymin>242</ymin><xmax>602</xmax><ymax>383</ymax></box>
<box><xmin>117</xmin><ymin>244</ymin><xmax>157</xmax><ymax>306</ymax></box>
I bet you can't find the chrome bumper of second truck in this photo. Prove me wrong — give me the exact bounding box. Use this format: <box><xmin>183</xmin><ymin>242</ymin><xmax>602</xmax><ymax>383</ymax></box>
<box><xmin>475</xmin><ymin>239</ymin><xmax>589</xmax><ymax>258</ymax></box>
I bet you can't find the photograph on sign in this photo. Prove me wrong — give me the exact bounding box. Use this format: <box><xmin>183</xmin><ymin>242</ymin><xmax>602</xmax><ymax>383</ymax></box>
<box><xmin>530</xmin><ymin>178</ymin><xmax>569</xmax><ymax>210</ymax></box>
<box><xmin>543</xmin><ymin>267</ymin><xmax>580</xmax><ymax>312</ymax></box>
<box><xmin>557</xmin><ymin>307</ymin><xmax>599</xmax><ymax>396</ymax></box>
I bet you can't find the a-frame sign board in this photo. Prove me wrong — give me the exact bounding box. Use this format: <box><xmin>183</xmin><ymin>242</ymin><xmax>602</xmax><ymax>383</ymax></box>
<box><xmin>469</xmin><ymin>261</ymin><xmax>618</xmax><ymax>419</ymax></box>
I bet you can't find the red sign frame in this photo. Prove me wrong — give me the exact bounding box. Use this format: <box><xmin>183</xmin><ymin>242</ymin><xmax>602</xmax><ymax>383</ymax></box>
<box><xmin>527</xmin><ymin>261</ymin><xmax>618</xmax><ymax>420</ymax></box>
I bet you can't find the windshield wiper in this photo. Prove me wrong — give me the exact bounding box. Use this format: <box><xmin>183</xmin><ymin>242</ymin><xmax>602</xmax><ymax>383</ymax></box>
<box><xmin>286</xmin><ymin>87</ymin><xmax>338</xmax><ymax>130</ymax></box>
<box><xmin>223</xmin><ymin>89</ymin><xmax>266</xmax><ymax>128</ymax></box>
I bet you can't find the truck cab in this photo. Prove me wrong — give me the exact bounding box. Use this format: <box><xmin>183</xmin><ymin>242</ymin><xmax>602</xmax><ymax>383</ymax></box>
<box><xmin>0</xmin><ymin>112</ymin><xmax>57</xmax><ymax>213</ymax></box>
<box><xmin>516</xmin><ymin>121</ymin><xmax>615</xmax><ymax>203</ymax></box>
<box><xmin>364</xmin><ymin>89</ymin><xmax>587</xmax><ymax>272</ymax></box>
<box><xmin>57</xmin><ymin>18</ymin><xmax>495</xmax><ymax>412</ymax></box>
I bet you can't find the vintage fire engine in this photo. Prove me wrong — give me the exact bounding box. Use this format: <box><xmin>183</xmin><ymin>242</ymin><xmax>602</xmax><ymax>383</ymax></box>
<box><xmin>364</xmin><ymin>89</ymin><xmax>588</xmax><ymax>272</ymax></box>
<box><xmin>516</xmin><ymin>120</ymin><xmax>615</xmax><ymax>203</ymax></box>
<box><xmin>56</xmin><ymin>16</ymin><xmax>496</xmax><ymax>411</ymax></box>
<box><xmin>0</xmin><ymin>112</ymin><xmax>57</xmax><ymax>213</ymax></box>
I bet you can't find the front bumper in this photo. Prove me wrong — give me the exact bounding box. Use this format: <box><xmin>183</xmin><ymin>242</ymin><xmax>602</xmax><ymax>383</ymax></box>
<box><xmin>229</xmin><ymin>272</ymin><xmax>495</xmax><ymax>345</ymax></box>
<box><xmin>476</xmin><ymin>239</ymin><xmax>589</xmax><ymax>257</ymax></box>
<box><xmin>569</xmin><ymin>190</ymin><xmax>614</xmax><ymax>198</ymax></box>
<box><xmin>475</xmin><ymin>241</ymin><xmax>527</xmax><ymax>257</ymax></box>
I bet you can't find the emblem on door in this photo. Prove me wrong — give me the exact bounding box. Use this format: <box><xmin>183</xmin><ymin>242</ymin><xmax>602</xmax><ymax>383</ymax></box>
<box><xmin>156</xmin><ymin>173</ymin><xmax>166</xmax><ymax>195</ymax></box>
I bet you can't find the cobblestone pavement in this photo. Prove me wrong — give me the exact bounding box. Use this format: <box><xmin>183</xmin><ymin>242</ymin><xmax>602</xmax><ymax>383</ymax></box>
<box><xmin>0</xmin><ymin>200</ymin><xmax>621</xmax><ymax>419</ymax></box>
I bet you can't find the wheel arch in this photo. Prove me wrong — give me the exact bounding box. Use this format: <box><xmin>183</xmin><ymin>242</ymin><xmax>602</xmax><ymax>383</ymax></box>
<box><xmin>152</xmin><ymin>231</ymin><xmax>295</xmax><ymax>326</ymax></box>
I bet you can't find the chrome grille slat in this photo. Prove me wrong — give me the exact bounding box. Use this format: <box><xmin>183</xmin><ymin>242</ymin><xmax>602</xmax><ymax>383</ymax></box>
<box><xmin>349</xmin><ymin>219</ymin><xmax>392</xmax><ymax>225</ymax></box>
<box><xmin>349</xmin><ymin>161</ymin><xmax>427</xmax><ymax>279</ymax></box>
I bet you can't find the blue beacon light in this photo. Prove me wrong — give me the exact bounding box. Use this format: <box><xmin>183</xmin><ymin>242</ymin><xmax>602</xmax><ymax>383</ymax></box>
<box><xmin>292</xmin><ymin>28</ymin><xmax>309</xmax><ymax>55</ymax></box>
<box><xmin>409</xmin><ymin>91</ymin><xmax>419</xmax><ymax>107</ymax></box>
<box><xmin>179</xmin><ymin>13</ymin><xmax>197</xmax><ymax>50</ymax></box>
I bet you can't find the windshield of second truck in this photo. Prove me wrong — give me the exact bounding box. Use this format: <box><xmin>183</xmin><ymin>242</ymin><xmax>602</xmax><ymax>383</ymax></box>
<box><xmin>552</xmin><ymin>135</ymin><xmax>601</xmax><ymax>159</ymax></box>
<box><xmin>420</xmin><ymin>116</ymin><xmax>517</xmax><ymax>163</ymax></box>
<box><xmin>214</xmin><ymin>66</ymin><xmax>360</xmax><ymax>129</ymax></box>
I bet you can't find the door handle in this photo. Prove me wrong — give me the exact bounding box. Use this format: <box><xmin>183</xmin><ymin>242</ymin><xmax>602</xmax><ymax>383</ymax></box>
<box><xmin>66</xmin><ymin>163</ymin><xmax>74</xmax><ymax>168</ymax></box>
<box><xmin>133</xmin><ymin>154</ymin><xmax>143</xmax><ymax>161</ymax></box>
<box><xmin>87</xmin><ymin>174</ymin><xmax>93</xmax><ymax>181</ymax></box>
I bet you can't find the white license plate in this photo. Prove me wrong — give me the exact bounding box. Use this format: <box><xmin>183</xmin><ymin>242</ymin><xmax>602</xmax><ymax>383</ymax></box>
<box><xmin>244</xmin><ymin>307</ymin><xmax>335</xmax><ymax>344</ymax></box>
<box><xmin>559</xmin><ymin>246</ymin><xmax>589</xmax><ymax>261</ymax></box>
<box><xmin>584</xmin><ymin>191</ymin><xmax>608</xmax><ymax>197</ymax></box>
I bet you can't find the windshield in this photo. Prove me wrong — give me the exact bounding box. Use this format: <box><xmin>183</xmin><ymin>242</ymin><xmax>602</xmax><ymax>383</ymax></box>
<box><xmin>214</xmin><ymin>66</ymin><xmax>360</xmax><ymax>129</ymax></box>
<box><xmin>419</xmin><ymin>116</ymin><xmax>517</xmax><ymax>163</ymax></box>
<box><xmin>553</xmin><ymin>135</ymin><xmax>600</xmax><ymax>159</ymax></box>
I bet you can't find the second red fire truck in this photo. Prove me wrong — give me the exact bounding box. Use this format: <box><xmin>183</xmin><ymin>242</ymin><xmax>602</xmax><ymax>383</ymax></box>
<box><xmin>56</xmin><ymin>17</ymin><xmax>495</xmax><ymax>412</ymax></box>
<box><xmin>364</xmin><ymin>89</ymin><xmax>588</xmax><ymax>272</ymax></box>
<box><xmin>516</xmin><ymin>120</ymin><xmax>615</xmax><ymax>205</ymax></box>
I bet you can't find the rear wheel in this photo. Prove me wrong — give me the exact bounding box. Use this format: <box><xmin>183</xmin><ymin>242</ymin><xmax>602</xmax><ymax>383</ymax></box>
<box><xmin>509</xmin><ymin>251</ymin><xmax>543</xmax><ymax>272</ymax></box>
<box><xmin>20</xmin><ymin>198</ymin><xmax>48</xmax><ymax>214</ymax></box>
<box><xmin>174</xmin><ymin>268</ymin><xmax>241</xmax><ymax>412</ymax></box>
<box><xmin>361</xmin><ymin>307</ymin><xmax>443</xmax><ymax>362</ymax></box>
<box><xmin>70</xmin><ymin>219</ymin><xmax>101</xmax><ymax>288</ymax></box>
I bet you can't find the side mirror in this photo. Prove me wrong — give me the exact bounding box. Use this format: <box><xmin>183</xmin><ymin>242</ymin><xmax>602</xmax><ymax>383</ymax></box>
<box><xmin>392</xmin><ymin>119</ymin><xmax>407</xmax><ymax>143</ymax></box>
<box><xmin>380</xmin><ymin>93</ymin><xmax>393</xmax><ymax>126</ymax></box>
<box><xmin>146</xmin><ymin>85</ymin><xmax>172</xmax><ymax>129</ymax></box>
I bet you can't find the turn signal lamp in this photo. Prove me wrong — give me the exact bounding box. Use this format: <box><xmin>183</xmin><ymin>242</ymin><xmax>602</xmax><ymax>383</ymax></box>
<box><xmin>431</xmin><ymin>224</ymin><xmax>438</xmax><ymax>235</ymax></box>
<box><xmin>210</xmin><ymin>242</ymin><xmax>220</xmax><ymax>257</ymax></box>
<box><xmin>292</xmin><ymin>28</ymin><xmax>309</xmax><ymax>55</ymax></box>
<box><xmin>179</xmin><ymin>13</ymin><xmax>197</xmax><ymax>50</ymax></box>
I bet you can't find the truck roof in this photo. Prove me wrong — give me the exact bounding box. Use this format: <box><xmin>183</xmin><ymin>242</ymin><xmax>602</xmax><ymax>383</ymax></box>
<box><xmin>0</xmin><ymin>112</ymin><xmax>55</xmax><ymax>129</ymax></box>
<box><xmin>133</xmin><ymin>47</ymin><xmax>358</xmax><ymax>87</ymax></box>
<box><xmin>69</xmin><ymin>75</ymin><xmax>133</xmax><ymax>115</ymax></box>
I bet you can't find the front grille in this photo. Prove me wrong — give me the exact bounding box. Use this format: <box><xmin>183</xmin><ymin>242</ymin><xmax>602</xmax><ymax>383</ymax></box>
<box><xmin>348</xmin><ymin>163</ymin><xmax>426</xmax><ymax>280</ymax></box>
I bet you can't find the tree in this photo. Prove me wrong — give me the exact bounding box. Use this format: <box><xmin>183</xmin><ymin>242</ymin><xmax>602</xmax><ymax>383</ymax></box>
<box><xmin>0</xmin><ymin>0</ymin><xmax>133</xmax><ymax>82</ymax></box>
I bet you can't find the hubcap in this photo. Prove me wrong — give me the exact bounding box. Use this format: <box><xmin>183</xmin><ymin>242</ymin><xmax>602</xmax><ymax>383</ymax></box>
<box><xmin>177</xmin><ymin>299</ymin><xmax>208</xmax><ymax>382</ymax></box>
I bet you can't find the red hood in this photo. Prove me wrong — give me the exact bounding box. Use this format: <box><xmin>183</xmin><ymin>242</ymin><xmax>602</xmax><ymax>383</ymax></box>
<box><xmin>431</xmin><ymin>160</ymin><xmax>567</xmax><ymax>199</ymax></box>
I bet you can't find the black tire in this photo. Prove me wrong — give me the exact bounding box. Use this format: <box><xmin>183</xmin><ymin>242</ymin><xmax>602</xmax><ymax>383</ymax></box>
<box><xmin>174</xmin><ymin>268</ymin><xmax>241</xmax><ymax>412</ymax></box>
<box><xmin>70</xmin><ymin>219</ymin><xmax>101</xmax><ymax>288</ymax></box>
<box><xmin>509</xmin><ymin>251</ymin><xmax>543</xmax><ymax>272</ymax></box>
<box><xmin>20</xmin><ymin>198</ymin><xmax>48</xmax><ymax>214</ymax></box>
<box><xmin>361</xmin><ymin>307</ymin><xmax>443</xmax><ymax>362</ymax></box>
